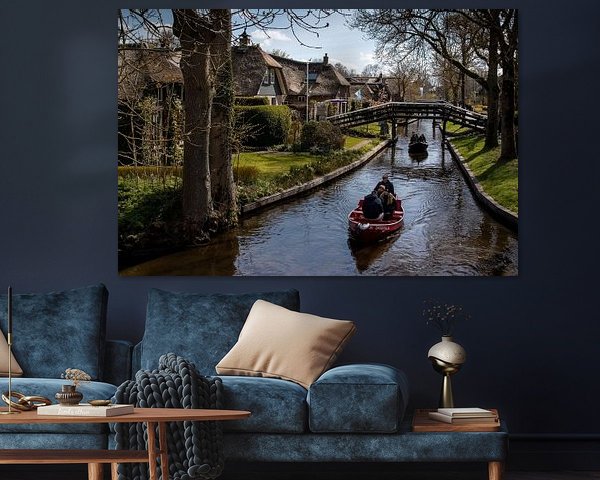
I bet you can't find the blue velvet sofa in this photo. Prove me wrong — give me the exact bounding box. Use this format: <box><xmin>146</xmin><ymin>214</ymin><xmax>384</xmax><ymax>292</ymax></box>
<box><xmin>0</xmin><ymin>285</ymin><xmax>507</xmax><ymax>478</ymax></box>
<box><xmin>0</xmin><ymin>284</ymin><xmax>132</xmax><ymax>450</ymax></box>
<box><xmin>131</xmin><ymin>288</ymin><xmax>508</xmax><ymax>474</ymax></box>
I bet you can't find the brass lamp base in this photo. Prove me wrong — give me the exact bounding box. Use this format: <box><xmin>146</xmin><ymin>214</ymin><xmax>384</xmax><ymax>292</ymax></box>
<box><xmin>429</xmin><ymin>356</ymin><xmax>462</xmax><ymax>408</ymax></box>
<box><xmin>440</xmin><ymin>373</ymin><xmax>454</xmax><ymax>408</ymax></box>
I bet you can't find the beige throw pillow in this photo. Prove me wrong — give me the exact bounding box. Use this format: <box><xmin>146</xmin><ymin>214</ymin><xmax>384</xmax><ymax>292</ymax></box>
<box><xmin>216</xmin><ymin>300</ymin><xmax>356</xmax><ymax>389</ymax></box>
<box><xmin>0</xmin><ymin>330</ymin><xmax>24</xmax><ymax>377</ymax></box>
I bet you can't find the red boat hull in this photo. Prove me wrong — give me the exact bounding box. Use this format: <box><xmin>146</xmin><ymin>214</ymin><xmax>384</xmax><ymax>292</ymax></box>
<box><xmin>348</xmin><ymin>199</ymin><xmax>405</xmax><ymax>243</ymax></box>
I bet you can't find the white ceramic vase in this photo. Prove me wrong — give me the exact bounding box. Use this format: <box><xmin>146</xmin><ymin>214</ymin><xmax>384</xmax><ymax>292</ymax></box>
<box><xmin>427</xmin><ymin>336</ymin><xmax>466</xmax><ymax>365</ymax></box>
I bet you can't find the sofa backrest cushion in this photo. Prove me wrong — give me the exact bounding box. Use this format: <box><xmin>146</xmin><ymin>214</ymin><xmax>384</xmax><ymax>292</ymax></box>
<box><xmin>216</xmin><ymin>300</ymin><xmax>356</xmax><ymax>389</ymax></box>
<box><xmin>141</xmin><ymin>289</ymin><xmax>300</xmax><ymax>374</ymax></box>
<box><xmin>0</xmin><ymin>284</ymin><xmax>108</xmax><ymax>379</ymax></box>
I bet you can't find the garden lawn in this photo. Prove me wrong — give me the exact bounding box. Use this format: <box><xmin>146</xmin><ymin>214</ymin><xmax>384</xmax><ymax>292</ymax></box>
<box><xmin>236</xmin><ymin>134</ymin><xmax>377</xmax><ymax>179</ymax></box>
<box><xmin>344</xmin><ymin>136</ymin><xmax>368</xmax><ymax>149</ymax></box>
<box><xmin>235</xmin><ymin>152</ymin><xmax>315</xmax><ymax>178</ymax></box>
<box><xmin>451</xmin><ymin>135</ymin><xmax>519</xmax><ymax>214</ymax></box>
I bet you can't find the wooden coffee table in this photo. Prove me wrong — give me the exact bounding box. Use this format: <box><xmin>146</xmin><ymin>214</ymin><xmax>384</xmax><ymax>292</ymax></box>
<box><xmin>0</xmin><ymin>407</ymin><xmax>250</xmax><ymax>480</ymax></box>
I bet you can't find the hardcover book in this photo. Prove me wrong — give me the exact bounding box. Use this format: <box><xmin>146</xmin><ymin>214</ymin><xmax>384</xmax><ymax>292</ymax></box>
<box><xmin>428</xmin><ymin>411</ymin><xmax>499</xmax><ymax>424</ymax></box>
<box><xmin>37</xmin><ymin>403</ymin><xmax>134</xmax><ymax>417</ymax></box>
<box><xmin>437</xmin><ymin>407</ymin><xmax>496</xmax><ymax>418</ymax></box>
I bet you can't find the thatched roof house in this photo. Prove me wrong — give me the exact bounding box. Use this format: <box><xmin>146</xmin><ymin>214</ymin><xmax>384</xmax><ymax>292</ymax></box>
<box><xmin>347</xmin><ymin>75</ymin><xmax>391</xmax><ymax>104</ymax></box>
<box><xmin>273</xmin><ymin>53</ymin><xmax>350</xmax><ymax>101</ymax></box>
<box><xmin>231</xmin><ymin>45</ymin><xmax>287</xmax><ymax>104</ymax></box>
<box><xmin>118</xmin><ymin>47</ymin><xmax>183</xmax><ymax>102</ymax></box>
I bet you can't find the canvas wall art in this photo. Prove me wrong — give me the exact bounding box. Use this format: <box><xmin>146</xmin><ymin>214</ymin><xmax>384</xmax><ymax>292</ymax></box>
<box><xmin>117</xmin><ymin>8</ymin><xmax>518</xmax><ymax>276</ymax></box>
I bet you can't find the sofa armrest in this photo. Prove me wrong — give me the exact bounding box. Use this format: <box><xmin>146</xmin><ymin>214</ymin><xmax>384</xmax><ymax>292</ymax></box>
<box><xmin>103</xmin><ymin>339</ymin><xmax>133</xmax><ymax>386</ymax></box>
<box><xmin>307</xmin><ymin>363</ymin><xmax>409</xmax><ymax>433</ymax></box>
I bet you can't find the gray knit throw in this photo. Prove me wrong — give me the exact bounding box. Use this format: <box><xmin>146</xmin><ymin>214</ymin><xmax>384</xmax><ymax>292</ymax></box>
<box><xmin>113</xmin><ymin>353</ymin><xmax>224</xmax><ymax>480</ymax></box>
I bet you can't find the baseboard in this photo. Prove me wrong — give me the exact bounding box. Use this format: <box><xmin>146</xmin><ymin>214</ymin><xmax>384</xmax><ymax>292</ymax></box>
<box><xmin>508</xmin><ymin>436</ymin><xmax>600</xmax><ymax>470</ymax></box>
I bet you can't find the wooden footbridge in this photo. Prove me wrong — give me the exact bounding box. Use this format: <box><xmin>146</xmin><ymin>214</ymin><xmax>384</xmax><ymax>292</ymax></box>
<box><xmin>327</xmin><ymin>101</ymin><xmax>486</xmax><ymax>138</ymax></box>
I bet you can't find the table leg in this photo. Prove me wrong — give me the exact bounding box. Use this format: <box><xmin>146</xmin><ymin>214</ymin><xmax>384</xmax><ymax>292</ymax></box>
<box><xmin>158</xmin><ymin>422</ymin><xmax>169</xmax><ymax>480</ymax></box>
<box><xmin>147</xmin><ymin>421</ymin><xmax>158</xmax><ymax>480</ymax></box>
<box><xmin>488</xmin><ymin>461</ymin><xmax>503</xmax><ymax>480</ymax></box>
<box><xmin>111</xmin><ymin>462</ymin><xmax>119</xmax><ymax>480</ymax></box>
<box><xmin>88</xmin><ymin>462</ymin><xmax>103</xmax><ymax>480</ymax></box>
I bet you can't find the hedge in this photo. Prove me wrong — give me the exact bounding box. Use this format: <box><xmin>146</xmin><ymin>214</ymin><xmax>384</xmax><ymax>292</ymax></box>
<box><xmin>235</xmin><ymin>105</ymin><xmax>292</xmax><ymax>147</ymax></box>
<box><xmin>235</xmin><ymin>96</ymin><xmax>270</xmax><ymax>106</ymax></box>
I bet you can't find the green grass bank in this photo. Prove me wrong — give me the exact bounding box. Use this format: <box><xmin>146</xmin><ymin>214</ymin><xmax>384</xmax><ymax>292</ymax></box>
<box><xmin>450</xmin><ymin>134</ymin><xmax>518</xmax><ymax>214</ymax></box>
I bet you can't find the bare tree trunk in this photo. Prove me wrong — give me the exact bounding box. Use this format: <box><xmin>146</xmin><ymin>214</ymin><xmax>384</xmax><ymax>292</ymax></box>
<box><xmin>209</xmin><ymin>9</ymin><xmax>237</xmax><ymax>226</ymax></box>
<box><xmin>499</xmin><ymin>55</ymin><xmax>517</xmax><ymax>160</ymax></box>
<box><xmin>485</xmin><ymin>10</ymin><xmax>500</xmax><ymax>149</ymax></box>
<box><xmin>173</xmin><ymin>9</ymin><xmax>215</xmax><ymax>235</ymax></box>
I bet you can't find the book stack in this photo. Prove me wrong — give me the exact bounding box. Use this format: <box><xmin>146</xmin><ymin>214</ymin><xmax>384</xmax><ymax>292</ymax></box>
<box><xmin>428</xmin><ymin>407</ymin><xmax>499</xmax><ymax>424</ymax></box>
<box><xmin>37</xmin><ymin>403</ymin><xmax>134</xmax><ymax>417</ymax></box>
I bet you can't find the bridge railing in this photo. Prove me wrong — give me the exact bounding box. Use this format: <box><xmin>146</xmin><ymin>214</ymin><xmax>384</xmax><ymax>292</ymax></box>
<box><xmin>327</xmin><ymin>101</ymin><xmax>486</xmax><ymax>132</ymax></box>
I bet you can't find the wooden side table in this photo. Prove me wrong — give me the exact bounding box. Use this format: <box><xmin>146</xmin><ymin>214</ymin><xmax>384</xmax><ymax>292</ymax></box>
<box><xmin>412</xmin><ymin>409</ymin><xmax>504</xmax><ymax>480</ymax></box>
<box><xmin>0</xmin><ymin>407</ymin><xmax>250</xmax><ymax>480</ymax></box>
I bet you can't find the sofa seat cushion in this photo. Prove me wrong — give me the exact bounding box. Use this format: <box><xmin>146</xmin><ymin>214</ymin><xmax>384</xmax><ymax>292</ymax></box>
<box><xmin>307</xmin><ymin>364</ymin><xmax>409</xmax><ymax>433</ymax></box>
<box><xmin>0</xmin><ymin>284</ymin><xmax>108</xmax><ymax>379</ymax></box>
<box><xmin>142</xmin><ymin>289</ymin><xmax>300</xmax><ymax>375</ymax></box>
<box><xmin>0</xmin><ymin>378</ymin><xmax>117</xmax><ymax>434</ymax></box>
<box><xmin>218</xmin><ymin>376</ymin><xmax>307</xmax><ymax>433</ymax></box>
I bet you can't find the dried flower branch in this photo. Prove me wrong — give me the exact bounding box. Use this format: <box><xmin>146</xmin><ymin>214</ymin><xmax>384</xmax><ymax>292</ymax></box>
<box><xmin>422</xmin><ymin>299</ymin><xmax>470</xmax><ymax>336</ymax></box>
<box><xmin>61</xmin><ymin>368</ymin><xmax>91</xmax><ymax>387</ymax></box>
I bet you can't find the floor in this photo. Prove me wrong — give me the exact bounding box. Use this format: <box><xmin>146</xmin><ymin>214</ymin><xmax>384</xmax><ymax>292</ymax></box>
<box><xmin>1</xmin><ymin>465</ymin><xmax>600</xmax><ymax>480</ymax></box>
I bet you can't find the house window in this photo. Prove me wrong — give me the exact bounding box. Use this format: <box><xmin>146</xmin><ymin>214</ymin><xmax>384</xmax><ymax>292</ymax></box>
<box><xmin>298</xmin><ymin>96</ymin><xmax>305</xmax><ymax>102</ymax></box>
<box><xmin>263</xmin><ymin>68</ymin><xmax>275</xmax><ymax>86</ymax></box>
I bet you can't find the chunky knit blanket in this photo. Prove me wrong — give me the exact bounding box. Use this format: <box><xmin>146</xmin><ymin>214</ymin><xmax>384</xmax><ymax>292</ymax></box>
<box><xmin>113</xmin><ymin>353</ymin><xmax>224</xmax><ymax>480</ymax></box>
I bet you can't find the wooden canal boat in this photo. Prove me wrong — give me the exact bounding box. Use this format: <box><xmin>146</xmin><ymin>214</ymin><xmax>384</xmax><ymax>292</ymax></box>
<box><xmin>408</xmin><ymin>140</ymin><xmax>428</xmax><ymax>154</ymax></box>
<box><xmin>348</xmin><ymin>199</ymin><xmax>405</xmax><ymax>244</ymax></box>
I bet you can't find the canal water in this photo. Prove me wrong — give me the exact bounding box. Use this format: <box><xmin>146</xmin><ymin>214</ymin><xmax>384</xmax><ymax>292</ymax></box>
<box><xmin>122</xmin><ymin>121</ymin><xmax>518</xmax><ymax>276</ymax></box>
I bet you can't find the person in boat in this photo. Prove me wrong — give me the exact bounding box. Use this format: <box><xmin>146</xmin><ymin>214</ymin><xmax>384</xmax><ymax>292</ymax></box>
<box><xmin>410</xmin><ymin>132</ymin><xmax>419</xmax><ymax>143</ymax></box>
<box><xmin>376</xmin><ymin>185</ymin><xmax>396</xmax><ymax>219</ymax></box>
<box><xmin>418</xmin><ymin>133</ymin><xmax>426</xmax><ymax>143</ymax></box>
<box><xmin>374</xmin><ymin>174</ymin><xmax>395</xmax><ymax>196</ymax></box>
<box><xmin>362</xmin><ymin>192</ymin><xmax>384</xmax><ymax>220</ymax></box>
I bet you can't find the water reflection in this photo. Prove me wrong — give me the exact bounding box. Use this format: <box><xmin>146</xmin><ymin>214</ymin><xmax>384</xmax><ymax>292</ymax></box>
<box><xmin>122</xmin><ymin>120</ymin><xmax>518</xmax><ymax>276</ymax></box>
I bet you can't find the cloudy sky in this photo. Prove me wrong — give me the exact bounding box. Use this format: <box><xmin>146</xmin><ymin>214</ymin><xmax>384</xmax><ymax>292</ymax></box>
<box><xmin>243</xmin><ymin>10</ymin><xmax>379</xmax><ymax>73</ymax></box>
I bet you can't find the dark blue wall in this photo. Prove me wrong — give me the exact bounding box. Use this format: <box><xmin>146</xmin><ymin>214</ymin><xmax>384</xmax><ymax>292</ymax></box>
<box><xmin>1</xmin><ymin>0</ymin><xmax>599</xmax><ymax>451</ymax></box>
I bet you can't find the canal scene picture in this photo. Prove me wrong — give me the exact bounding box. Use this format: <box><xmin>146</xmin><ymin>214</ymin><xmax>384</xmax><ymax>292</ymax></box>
<box><xmin>118</xmin><ymin>9</ymin><xmax>518</xmax><ymax>276</ymax></box>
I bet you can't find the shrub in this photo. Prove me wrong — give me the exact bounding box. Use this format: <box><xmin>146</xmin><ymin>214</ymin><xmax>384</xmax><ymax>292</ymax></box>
<box><xmin>118</xmin><ymin>177</ymin><xmax>182</xmax><ymax>239</ymax></box>
<box><xmin>234</xmin><ymin>105</ymin><xmax>292</xmax><ymax>148</ymax></box>
<box><xmin>300</xmin><ymin>121</ymin><xmax>345</xmax><ymax>153</ymax></box>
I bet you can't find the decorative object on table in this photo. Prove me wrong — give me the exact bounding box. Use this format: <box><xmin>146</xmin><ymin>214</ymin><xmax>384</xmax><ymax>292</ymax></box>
<box><xmin>1</xmin><ymin>286</ymin><xmax>19</xmax><ymax>415</ymax></box>
<box><xmin>55</xmin><ymin>368</ymin><xmax>91</xmax><ymax>405</ymax></box>
<box><xmin>89</xmin><ymin>399</ymin><xmax>112</xmax><ymax>406</ymax></box>
<box><xmin>428</xmin><ymin>407</ymin><xmax>499</xmax><ymax>424</ymax></box>
<box><xmin>2</xmin><ymin>391</ymin><xmax>52</xmax><ymax>411</ymax></box>
<box><xmin>423</xmin><ymin>300</ymin><xmax>470</xmax><ymax>408</ymax></box>
<box><xmin>37</xmin><ymin>402</ymin><xmax>133</xmax><ymax>417</ymax></box>
<box><xmin>114</xmin><ymin>353</ymin><xmax>225</xmax><ymax>480</ymax></box>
